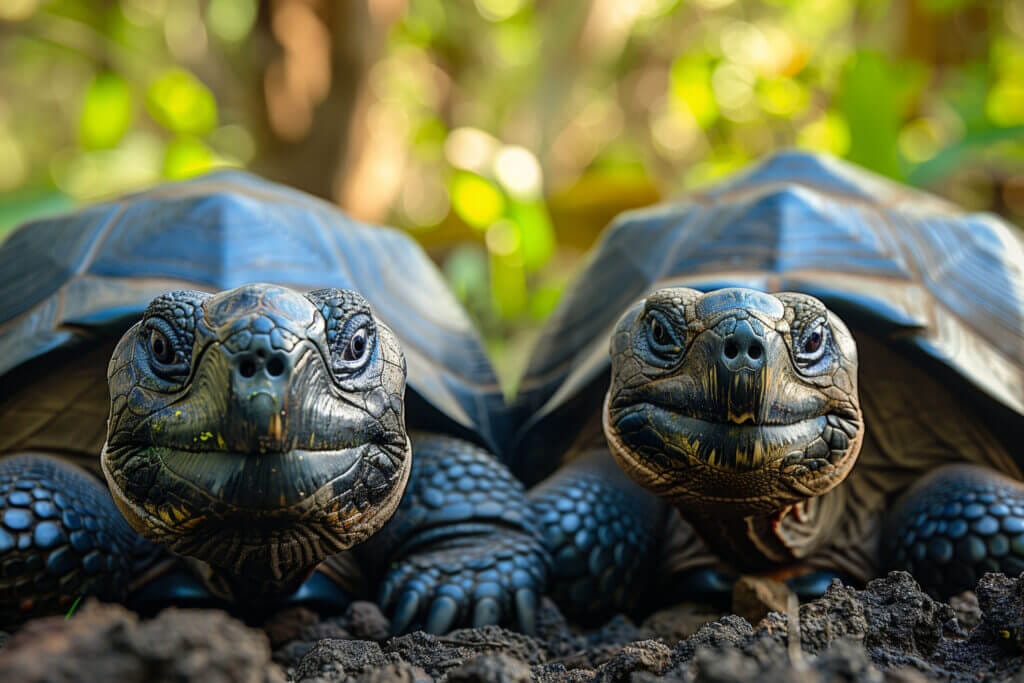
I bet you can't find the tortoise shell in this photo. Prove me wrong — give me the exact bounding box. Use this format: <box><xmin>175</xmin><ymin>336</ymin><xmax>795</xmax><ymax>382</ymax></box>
<box><xmin>0</xmin><ymin>171</ymin><xmax>508</xmax><ymax>458</ymax></box>
<box><xmin>512</xmin><ymin>150</ymin><xmax>1024</xmax><ymax>482</ymax></box>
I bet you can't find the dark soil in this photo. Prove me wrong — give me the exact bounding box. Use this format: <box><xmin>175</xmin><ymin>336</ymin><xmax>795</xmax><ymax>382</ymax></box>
<box><xmin>1</xmin><ymin>571</ymin><xmax>1022</xmax><ymax>682</ymax></box>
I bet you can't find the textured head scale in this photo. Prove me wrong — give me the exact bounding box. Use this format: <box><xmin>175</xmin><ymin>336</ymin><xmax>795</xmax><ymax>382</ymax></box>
<box><xmin>604</xmin><ymin>286</ymin><xmax>864</xmax><ymax>516</ymax></box>
<box><xmin>102</xmin><ymin>283</ymin><xmax>411</xmax><ymax>596</ymax></box>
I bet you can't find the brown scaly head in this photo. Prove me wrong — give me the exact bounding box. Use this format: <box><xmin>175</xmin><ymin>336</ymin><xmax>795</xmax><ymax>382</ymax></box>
<box><xmin>102</xmin><ymin>283</ymin><xmax>411</xmax><ymax>597</ymax></box>
<box><xmin>604</xmin><ymin>287</ymin><xmax>864</xmax><ymax>518</ymax></box>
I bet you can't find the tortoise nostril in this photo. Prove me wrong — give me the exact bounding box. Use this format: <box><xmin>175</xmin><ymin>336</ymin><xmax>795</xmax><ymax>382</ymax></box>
<box><xmin>266</xmin><ymin>357</ymin><xmax>285</xmax><ymax>377</ymax></box>
<box><xmin>724</xmin><ymin>341</ymin><xmax>739</xmax><ymax>359</ymax></box>
<box><xmin>749</xmin><ymin>343</ymin><xmax>763</xmax><ymax>360</ymax></box>
<box><xmin>256</xmin><ymin>349</ymin><xmax>265</xmax><ymax>358</ymax></box>
<box><xmin>240</xmin><ymin>359</ymin><xmax>256</xmax><ymax>378</ymax></box>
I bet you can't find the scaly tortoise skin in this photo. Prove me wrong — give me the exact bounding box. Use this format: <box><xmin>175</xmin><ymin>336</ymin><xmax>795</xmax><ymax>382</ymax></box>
<box><xmin>0</xmin><ymin>172</ymin><xmax>546</xmax><ymax>632</ymax></box>
<box><xmin>510</xmin><ymin>150</ymin><xmax>1024</xmax><ymax>615</ymax></box>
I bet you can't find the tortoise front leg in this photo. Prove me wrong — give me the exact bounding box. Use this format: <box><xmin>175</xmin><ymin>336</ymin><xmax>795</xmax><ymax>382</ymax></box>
<box><xmin>357</xmin><ymin>433</ymin><xmax>548</xmax><ymax>635</ymax></box>
<box><xmin>527</xmin><ymin>448</ymin><xmax>666</xmax><ymax>619</ymax></box>
<box><xmin>0</xmin><ymin>453</ymin><xmax>154</xmax><ymax>625</ymax></box>
<box><xmin>883</xmin><ymin>463</ymin><xmax>1024</xmax><ymax>598</ymax></box>
<box><xmin>529</xmin><ymin>449</ymin><xmax>736</xmax><ymax>618</ymax></box>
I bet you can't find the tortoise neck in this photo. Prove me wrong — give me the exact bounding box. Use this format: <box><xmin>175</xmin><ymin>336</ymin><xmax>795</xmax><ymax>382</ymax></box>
<box><xmin>682</xmin><ymin>487</ymin><xmax>847</xmax><ymax>571</ymax></box>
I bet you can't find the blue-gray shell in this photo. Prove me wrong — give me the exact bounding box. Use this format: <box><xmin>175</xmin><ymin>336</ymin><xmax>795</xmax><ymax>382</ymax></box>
<box><xmin>0</xmin><ymin>171</ymin><xmax>509</xmax><ymax>455</ymax></box>
<box><xmin>512</xmin><ymin>150</ymin><xmax>1024</xmax><ymax>480</ymax></box>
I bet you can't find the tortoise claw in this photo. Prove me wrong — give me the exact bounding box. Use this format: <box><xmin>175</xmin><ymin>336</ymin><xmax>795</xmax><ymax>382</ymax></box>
<box><xmin>514</xmin><ymin>588</ymin><xmax>538</xmax><ymax>635</ymax></box>
<box><xmin>472</xmin><ymin>596</ymin><xmax>501</xmax><ymax>627</ymax></box>
<box><xmin>425</xmin><ymin>595</ymin><xmax>459</xmax><ymax>634</ymax></box>
<box><xmin>377</xmin><ymin>528</ymin><xmax>548</xmax><ymax>635</ymax></box>
<box><xmin>390</xmin><ymin>590</ymin><xmax>421</xmax><ymax>635</ymax></box>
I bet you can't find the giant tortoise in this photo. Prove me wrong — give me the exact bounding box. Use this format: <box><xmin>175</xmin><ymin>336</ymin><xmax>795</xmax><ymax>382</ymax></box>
<box><xmin>509</xmin><ymin>150</ymin><xmax>1024</xmax><ymax>613</ymax></box>
<box><xmin>0</xmin><ymin>172</ymin><xmax>547</xmax><ymax>632</ymax></box>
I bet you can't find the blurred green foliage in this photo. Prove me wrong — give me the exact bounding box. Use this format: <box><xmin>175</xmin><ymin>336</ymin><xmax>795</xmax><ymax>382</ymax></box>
<box><xmin>1</xmin><ymin>0</ymin><xmax>1023</xmax><ymax>380</ymax></box>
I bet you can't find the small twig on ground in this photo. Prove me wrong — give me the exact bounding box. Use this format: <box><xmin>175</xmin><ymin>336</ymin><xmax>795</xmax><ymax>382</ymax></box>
<box><xmin>787</xmin><ymin>593</ymin><xmax>807</xmax><ymax>672</ymax></box>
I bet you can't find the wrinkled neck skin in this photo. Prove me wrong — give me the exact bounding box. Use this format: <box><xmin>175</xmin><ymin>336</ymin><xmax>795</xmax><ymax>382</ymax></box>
<box><xmin>680</xmin><ymin>487</ymin><xmax>848</xmax><ymax>570</ymax></box>
<box><xmin>603</xmin><ymin>287</ymin><xmax>866</xmax><ymax>572</ymax></box>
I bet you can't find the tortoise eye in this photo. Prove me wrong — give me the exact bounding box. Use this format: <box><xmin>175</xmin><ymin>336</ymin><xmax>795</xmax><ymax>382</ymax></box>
<box><xmin>644</xmin><ymin>310</ymin><xmax>682</xmax><ymax>361</ymax></box>
<box><xmin>342</xmin><ymin>326</ymin><xmax>370</xmax><ymax>362</ymax></box>
<box><xmin>650</xmin><ymin>318</ymin><xmax>670</xmax><ymax>346</ymax></box>
<box><xmin>804</xmin><ymin>330</ymin><xmax>823</xmax><ymax>354</ymax></box>
<box><xmin>149</xmin><ymin>328</ymin><xmax>176</xmax><ymax>365</ymax></box>
<box><xmin>794</xmin><ymin>321</ymin><xmax>830</xmax><ymax>368</ymax></box>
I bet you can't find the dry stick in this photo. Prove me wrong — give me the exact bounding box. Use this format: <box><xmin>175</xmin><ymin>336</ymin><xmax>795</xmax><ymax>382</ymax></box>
<box><xmin>787</xmin><ymin>592</ymin><xmax>807</xmax><ymax>672</ymax></box>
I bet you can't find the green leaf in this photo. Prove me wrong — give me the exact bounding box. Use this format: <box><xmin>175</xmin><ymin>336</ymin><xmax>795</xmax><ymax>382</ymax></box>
<box><xmin>444</xmin><ymin>244</ymin><xmax>489</xmax><ymax>305</ymax></box>
<box><xmin>489</xmin><ymin>249</ymin><xmax>528</xmax><ymax>319</ymax></box>
<box><xmin>79</xmin><ymin>72</ymin><xmax>133</xmax><ymax>150</ymax></box>
<box><xmin>907</xmin><ymin>126</ymin><xmax>1024</xmax><ymax>186</ymax></box>
<box><xmin>940</xmin><ymin>64</ymin><xmax>993</xmax><ymax>134</ymax></box>
<box><xmin>528</xmin><ymin>283</ymin><xmax>563</xmax><ymax>321</ymax></box>
<box><xmin>838</xmin><ymin>51</ymin><xmax>925</xmax><ymax>180</ymax></box>
<box><xmin>146</xmin><ymin>69</ymin><xmax>218</xmax><ymax>136</ymax></box>
<box><xmin>508</xmin><ymin>199</ymin><xmax>554</xmax><ymax>272</ymax></box>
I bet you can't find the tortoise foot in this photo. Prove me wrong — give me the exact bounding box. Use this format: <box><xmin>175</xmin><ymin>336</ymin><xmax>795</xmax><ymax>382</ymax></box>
<box><xmin>0</xmin><ymin>454</ymin><xmax>153</xmax><ymax>626</ymax></box>
<box><xmin>378</xmin><ymin>527</ymin><xmax>546</xmax><ymax>635</ymax></box>
<box><xmin>362</xmin><ymin>434</ymin><xmax>547</xmax><ymax>634</ymax></box>
<box><xmin>884</xmin><ymin>463</ymin><xmax>1024</xmax><ymax>598</ymax></box>
<box><xmin>784</xmin><ymin>569</ymin><xmax>857</xmax><ymax>599</ymax></box>
<box><xmin>671</xmin><ymin>567</ymin><xmax>738</xmax><ymax>606</ymax></box>
<box><xmin>128</xmin><ymin>565</ymin><xmax>354</xmax><ymax>616</ymax></box>
<box><xmin>528</xmin><ymin>449</ymin><xmax>664</xmax><ymax>620</ymax></box>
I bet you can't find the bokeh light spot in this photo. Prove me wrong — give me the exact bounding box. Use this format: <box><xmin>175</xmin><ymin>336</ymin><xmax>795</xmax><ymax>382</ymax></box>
<box><xmin>485</xmin><ymin>219</ymin><xmax>521</xmax><ymax>256</ymax></box>
<box><xmin>451</xmin><ymin>172</ymin><xmax>505</xmax><ymax>229</ymax></box>
<box><xmin>146</xmin><ymin>68</ymin><xmax>218</xmax><ymax>136</ymax></box>
<box><xmin>494</xmin><ymin>146</ymin><xmax>542</xmax><ymax>198</ymax></box>
<box><xmin>0</xmin><ymin>0</ymin><xmax>40</xmax><ymax>21</ymax></box>
<box><xmin>79</xmin><ymin>72</ymin><xmax>134</xmax><ymax>150</ymax></box>
<box><xmin>445</xmin><ymin>127</ymin><xmax>500</xmax><ymax>173</ymax></box>
<box><xmin>207</xmin><ymin>0</ymin><xmax>257</xmax><ymax>43</ymax></box>
<box><xmin>474</xmin><ymin>0</ymin><xmax>528</xmax><ymax>22</ymax></box>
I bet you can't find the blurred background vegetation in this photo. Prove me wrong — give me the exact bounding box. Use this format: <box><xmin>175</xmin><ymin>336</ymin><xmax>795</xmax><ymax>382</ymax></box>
<box><xmin>1</xmin><ymin>0</ymin><xmax>1023</xmax><ymax>383</ymax></box>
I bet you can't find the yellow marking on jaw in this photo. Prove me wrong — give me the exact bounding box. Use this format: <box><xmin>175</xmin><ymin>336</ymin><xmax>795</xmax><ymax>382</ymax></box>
<box><xmin>198</xmin><ymin>431</ymin><xmax>213</xmax><ymax>442</ymax></box>
<box><xmin>999</xmin><ymin>629</ymin><xmax>1012</xmax><ymax>639</ymax></box>
<box><xmin>174</xmin><ymin>410</ymin><xmax>182</xmax><ymax>418</ymax></box>
<box><xmin>217</xmin><ymin>433</ymin><xmax>226</xmax><ymax>449</ymax></box>
<box><xmin>269</xmin><ymin>411</ymin><xmax>283</xmax><ymax>441</ymax></box>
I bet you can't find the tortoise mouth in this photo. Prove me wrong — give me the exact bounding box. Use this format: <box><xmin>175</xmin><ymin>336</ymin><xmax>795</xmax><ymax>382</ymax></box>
<box><xmin>150</xmin><ymin>444</ymin><xmax>372</xmax><ymax>511</ymax></box>
<box><xmin>604</xmin><ymin>394</ymin><xmax>862</xmax><ymax>514</ymax></box>
<box><xmin>612</xmin><ymin>402</ymin><xmax>833</xmax><ymax>473</ymax></box>
<box><xmin>103</xmin><ymin>437</ymin><xmax>412</xmax><ymax>588</ymax></box>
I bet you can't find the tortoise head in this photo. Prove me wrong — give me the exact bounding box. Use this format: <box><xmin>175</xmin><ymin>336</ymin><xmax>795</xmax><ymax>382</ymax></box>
<box><xmin>101</xmin><ymin>283</ymin><xmax>411</xmax><ymax>594</ymax></box>
<box><xmin>604</xmin><ymin>287</ymin><xmax>864</xmax><ymax>517</ymax></box>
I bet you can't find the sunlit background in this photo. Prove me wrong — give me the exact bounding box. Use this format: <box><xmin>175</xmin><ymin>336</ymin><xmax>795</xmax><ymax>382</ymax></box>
<box><xmin>1</xmin><ymin>0</ymin><xmax>1023</xmax><ymax>384</ymax></box>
